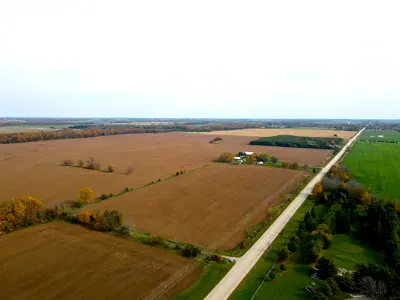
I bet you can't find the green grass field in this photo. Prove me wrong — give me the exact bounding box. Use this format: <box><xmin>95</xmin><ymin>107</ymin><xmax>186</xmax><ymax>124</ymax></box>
<box><xmin>0</xmin><ymin>124</ymin><xmax>71</xmax><ymax>133</ymax></box>
<box><xmin>360</xmin><ymin>129</ymin><xmax>400</xmax><ymax>142</ymax></box>
<box><xmin>343</xmin><ymin>140</ymin><xmax>400</xmax><ymax>201</ymax></box>
<box><xmin>323</xmin><ymin>234</ymin><xmax>383</xmax><ymax>270</ymax></box>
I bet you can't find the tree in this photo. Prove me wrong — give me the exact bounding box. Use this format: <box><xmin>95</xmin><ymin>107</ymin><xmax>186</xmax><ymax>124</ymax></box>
<box><xmin>93</xmin><ymin>214</ymin><xmax>107</xmax><ymax>231</ymax></box>
<box><xmin>318</xmin><ymin>281</ymin><xmax>333</xmax><ymax>298</ymax></box>
<box><xmin>291</xmin><ymin>162</ymin><xmax>300</xmax><ymax>169</ymax></box>
<box><xmin>316</xmin><ymin>257</ymin><xmax>337</xmax><ymax>279</ymax></box>
<box><xmin>246</xmin><ymin>153</ymin><xmax>258</xmax><ymax>164</ymax></box>
<box><xmin>334</xmin><ymin>274</ymin><xmax>356</xmax><ymax>293</ymax></box>
<box><xmin>258</xmin><ymin>153</ymin><xmax>270</xmax><ymax>162</ymax></box>
<box><xmin>103</xmin><ymin>210</ymin><xmax>122</xmax><ymax>230</ymax></box>
<box><xmin>182</xmin><ymin>244</ymin><xmax>200</xmax><ymax>257</ymax></box>
<box><xmin>108</xmin><ymin>165</ymin><xmax>114</xmax><ymax>172</ymax></box>
<box><xmin>312</xmin><ymin>183</ymin><xmax>323</xmax><ymax>196</ymax></box>
<box><xmin>277</xmin><ymin>247</ymin><xmax>290</xmax><ymax>261</ymax></box>
<box><xmin>288</xmin><ymin>239</ymin><xmax>297</xmax><ymax>253</ymax></box>
<box><xmin>326</xmin><ymin>278</ymin><xmax>340</xmax><ymax>296</ymax></box>
<box><xmin>282</xmin><ymin>162</ymin><xmax>289</xmax><ymax>168</ymax></box>
<box><xmin>217</xmin><ymin>152</ymin><xmax>234</xmax><ymax>163</ymax></box>
<box><xmin>359</xmin><ymin>276</ymin><xmax>387</xmax><ymax>299</ymax></box>
<box><xmin>308</xmin><ymin>246</ymin><xmax>320</xmax><ymax>262</ymax></box>
<box><xmin>268</xmin><ymin>271</ymin><xmax>276</xmax><ymax>280</ymax></box>
<box><xmin>359</xmin><ymin>191</ymin><xmax>373</xmax><ymax>205</ymax></box>
<box><xmin>311</xmin><ymin>206</ymin><xmax>316</xmax><ymax>218</ymax></box>
<box><xmin>270</xmin><ymin>156</ymin><xmax>279</xmax><ymax>164</ymax></box>
<box><xmin>77</xmin><ymin>211</ymin><xmax>91</xmax><ymax>225</ymax></box>
<box><xmin>79</xmin><ymin>188</ymin><xmax>94</xmax><ymax>204</ymax></box>
<box><xmin>280</xmin><ymin>264</ymin><xmax>286</xmax><ymax>270</ymax></box>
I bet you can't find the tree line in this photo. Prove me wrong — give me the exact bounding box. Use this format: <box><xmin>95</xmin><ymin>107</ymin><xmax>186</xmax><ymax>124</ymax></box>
<box><xmin>278</xmin><ymin>165</ymin><xmax>400</xmax><ymax>299</ymax></box>
<box><xmin>0</xmin><ymin>123</ymin><xmax>262</xmax><ymax>144</ymax></box>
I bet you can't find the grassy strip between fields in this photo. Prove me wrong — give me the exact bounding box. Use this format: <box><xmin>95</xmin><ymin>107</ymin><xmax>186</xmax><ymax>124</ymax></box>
<box><xmin>229</xmin><ymin>197</ymin><xmax>315</xmax><ymax>299</ymax></box>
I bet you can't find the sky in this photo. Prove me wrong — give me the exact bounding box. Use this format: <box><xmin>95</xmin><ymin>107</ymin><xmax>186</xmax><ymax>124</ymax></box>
<box><xmin>0</xmin><ymin>0</ymin><xmax>399</xmax><ymax>119</ymax></box>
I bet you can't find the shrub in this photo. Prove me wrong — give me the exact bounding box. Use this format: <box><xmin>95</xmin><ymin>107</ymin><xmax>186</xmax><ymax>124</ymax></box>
<box><xmin>282</xmin><ymin>162</ymin><xmax>289</xmax><ymax>168</ymax></box>
<box><xmin>62</xmin><ymin>159</ymin><xmax>74</xmax><ymax>166</ymax></box>
<box><xmin>176</xmin><ymin>172</ymin><xmax>180</xmax><ymax>176</ymax></box>
<box><xmin>277</xmin><ymin>247</ymin><xmax>290</xmax><ymax>261</ymax></box>
<box><xmin>86</xmin><ymin>157</ymin><xmax>95</xmax><ymax>169</ymax></box>
<box><xmin>100</xmin><ymin>194</ymin><xmax>108</xmax><ymax>200</ymax></box>
<box><xmin>258</xmin><ymin>153</ymin><xmax>270</xmax><ymax>162</ymax></box>
<box><xmin>78</xmin><ymin>159</ymin><xmax>84</xmax><ymax>167</ymax></box>
<box><xmin>182</xmin><ymin>244</ymin><xmax>200</xmax><ymax>258</ymax></box>
<box><xmin>74</xmin><ymin>199</ymin><xmax>84</xmax><ymax>208</ymax></box>
<box><xmin>146</xmin><ymin>235</ymin><xmax>165</xmax><ymax>246</ymax></box>
<box><xmin>120</xmin><ymin>225</ymin><xmax>133</xmax><ymax>237</ymax></box>
<box><xmin>107</xmin><ymin>165</ymin><xmax>114</xmax><ymax>172</ymax></box>
<box><xmin>268</xmin><ymin>271</ymin><xmax>276</xmax><ymax>280</ymax></box>
<box><xmin>291</xmin><ymin>162</ymin><xmax>300</xmax><ymax>169</ymax></box>
<box><xmin>124</xmin><ymin>187</ymin><xmax>129</xmax><ymax>193</ymax></box>
<box><xmin>108</xmin><ymin>193</ymin><xmax>114</xmax><ymax>198</ymax></box>
<box><xmin>280</xmin><ymin>264</ymin><xmax>286</xmax><ymax>271</ymax></box>
<box><xmin>270</xmin><ymin>156</ymin><xmax>279</xmax><ymax>164</ymax></box>
<box><xmin>216</xmin><ymin>152</ymin><xmax>234</xmax><ymax>163</ymax></box>
<box><xmin>180</xmin><ymin>170</ymin><xmax>184</xmax><ymax>175</ymax></box>
<box><xmin>93</xmin><ymin>162</ymin><xmax>101</xmax><ymax>170</ymax></box>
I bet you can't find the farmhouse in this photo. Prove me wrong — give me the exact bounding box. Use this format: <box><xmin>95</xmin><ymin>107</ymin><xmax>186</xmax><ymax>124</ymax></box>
<box><xmin>245</xmin><ymin>151</ymin><xmax>254</xmax><ymax>155</ymax></box>
<box><xmin>378</xmin><ymin>135</ymin><xmax>384</xmax><ymax>138</ymax></box>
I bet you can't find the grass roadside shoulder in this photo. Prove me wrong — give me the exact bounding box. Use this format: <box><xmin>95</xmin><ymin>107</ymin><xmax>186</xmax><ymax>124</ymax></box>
<box><xmin>174</xmin><ymin>263</ymin><xmax>233</xmax><ymax>300</ymax></box>
<box><xmin>229</xmin><ymin>197</ymin><xmax>315</xmax><ymax>299</ymax></box>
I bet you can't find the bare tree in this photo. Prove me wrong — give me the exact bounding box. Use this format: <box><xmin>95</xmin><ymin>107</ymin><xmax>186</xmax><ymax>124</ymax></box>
<box><xmin>359</xmin><ymin>276</ymin><xmax>387</xmax><ymax>300</ymax></box>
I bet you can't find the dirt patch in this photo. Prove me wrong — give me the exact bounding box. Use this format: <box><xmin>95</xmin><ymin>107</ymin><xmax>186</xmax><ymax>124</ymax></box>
<box><xmin>85</xmin><ymin>164</ymin><xmax>307</xmax><ymax>250</ymax></box>
<box><xmin>194</xmin><ymin>128</ymin><xmax>356</xmax><ymax>139</ymax></box>
<box><xmin>0</xmin><ymin>132</ymin><xmax>326</xmax><ymax>204</ymax></box>
<box><xmin>0</xmin><ymin>221</ymin><xmax>201</xmax><ymax>300</ymax></box>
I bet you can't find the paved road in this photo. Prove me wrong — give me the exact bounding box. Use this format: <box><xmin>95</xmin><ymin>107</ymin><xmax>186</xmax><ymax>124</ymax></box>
<box><xmin>205</xmin><ymin>128</ymin><xmax>366</xmax><ymax>300</ymax></box>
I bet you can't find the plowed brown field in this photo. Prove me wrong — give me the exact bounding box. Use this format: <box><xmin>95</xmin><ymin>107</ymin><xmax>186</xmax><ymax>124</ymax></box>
<box><xmin>0</xmin><ymin>132</ymin><xmax>326</xmax><ymax>204</ymax></box>
<box><xmin>86</xmin><ymin>164</ymin><xmax>307</xmax><ymax>250</ymax></box>
<box><xmin>0</xmin><ymin>222</ymin><xmax>201</xmax><ymax>300</ymax></box>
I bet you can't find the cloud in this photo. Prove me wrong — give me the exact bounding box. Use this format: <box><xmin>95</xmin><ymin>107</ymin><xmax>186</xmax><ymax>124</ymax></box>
<box><xmin>0</xmin><ymin>0</ymin><xmax>399</xmax><ymax>118</ymax></box>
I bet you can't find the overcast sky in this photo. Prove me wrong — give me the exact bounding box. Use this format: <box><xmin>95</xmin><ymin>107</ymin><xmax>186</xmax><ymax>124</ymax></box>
<box><xmin>1</xmin><ymin>1</ymin><xmax>399</xmax><ymax>119</ymax></box>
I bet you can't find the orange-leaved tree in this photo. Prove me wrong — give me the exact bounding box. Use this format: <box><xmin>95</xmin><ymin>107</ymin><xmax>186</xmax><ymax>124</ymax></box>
<box><xmin>0</xmin><ymin>196</ymin><xmax>43</xmax><ymax>233</ymax></box>
<box><xmin>312</xmin><ymin>182</ymin><xmax>323</xmax><ymax>196</ymax></box>
<box><xmin>217</xmin><ymin>152</ymin><xmax>234</xmax><ymax>163</ymax></box>
<box><xmin>77</xmin><ymin>211</ymin><xmax>91</xmax><ymax>225</ymax></box>
<box><xmin>79</xmin><ymin>188</ymin><xmax>94</xmax><ymax>204</ymax></box>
